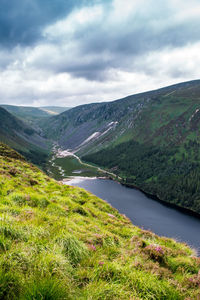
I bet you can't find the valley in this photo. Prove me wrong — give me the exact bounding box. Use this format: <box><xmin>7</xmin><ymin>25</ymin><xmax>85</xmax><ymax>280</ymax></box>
<box><xmin>40</xmin><ymin>80</ymin><xmax>200</xmax><ymax>214</ymax></box>
<box><xmin>1</xmin><ymin>81</ymin><xmax>200</xmax><ymax>299</ymax></box>
<box><xmin>0</xmin><ymin>143</ymin><xmax>200</xmax><ymax>299</ymax></box>
<box><xmin>1</xmin><ymin>2</ymin><xmax>200</xmax><ymax>298</ymax></box>
<box><xmin>47</xmin><ymin>144</ymin><xmax>118</xmax><ymax>180</ymax></box>
<box><xmin>47</xmin><ymin>145</ymin><xmax>103</xmax><ymax>179</ymax></box>
<box><xmin>1</xmin><ymin>80</ymin><xmax>200</xmax><ymax>215</ymax></box>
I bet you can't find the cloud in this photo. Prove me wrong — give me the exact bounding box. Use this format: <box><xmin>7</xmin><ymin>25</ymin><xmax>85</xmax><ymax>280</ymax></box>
<box><xmin>0</xmin><ymin>0</ymin><xmax>96</xmax><ymax>47</ymax></box>
<box><xmin>35</xmin><ymin>0</ymin><xmax>200</xmax><ymax>81</ymax></box>
<box><xmin>0</xmin><ymin>41</ymin><xmax>199</xmax><ymax>107</ymax></box>
<box><xmin>0</xmin><ymin>0</ymin><xmax>200</xmax><ymax>106</ymax></box>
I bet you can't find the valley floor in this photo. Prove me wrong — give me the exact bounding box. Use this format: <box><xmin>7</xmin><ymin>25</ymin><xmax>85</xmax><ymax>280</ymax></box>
<box><xmin>47</xmin><ymin>145</ymin><xmax>118</xmax><ymax>181</ymax></box>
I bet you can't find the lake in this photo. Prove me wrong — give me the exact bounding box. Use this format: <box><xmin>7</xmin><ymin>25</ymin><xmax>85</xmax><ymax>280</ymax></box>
<box><xmin>64</xmin><ymin>177</ymin><xmax>200</xmax><ymax>255</ymax></box>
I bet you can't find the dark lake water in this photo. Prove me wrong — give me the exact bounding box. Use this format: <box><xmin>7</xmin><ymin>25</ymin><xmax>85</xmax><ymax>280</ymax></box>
<box><xmin>65</xmin><ymin>177</ymin><xmax>200</xmax><ymax>255</ymax></box>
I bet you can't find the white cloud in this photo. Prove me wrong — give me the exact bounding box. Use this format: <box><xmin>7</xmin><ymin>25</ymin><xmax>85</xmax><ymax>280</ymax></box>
<box><xmin>0</xmin><ymin>0</ymin><xmax>200</xmax><ymax>107</ymax></box>
<box><xmin>43</xmin><ymin>5</ymin><xmax>103</xmax><ymax>40</ymax></box>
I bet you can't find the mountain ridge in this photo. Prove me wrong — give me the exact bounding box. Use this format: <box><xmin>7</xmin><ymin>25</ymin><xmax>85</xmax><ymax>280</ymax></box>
<box><xmin>42</xmin><ymin>79</ymin><xmax>200</xmax><ymax>155</ymax></box>
<box><xmin>0</xmin><ymin>107</ymin><xmax>48</xmax><ymax>166</ymax></box>
<box><xmin>1</xmin><ymin>80</ymin><xmax>200</xmax><ymax>213</ymax></box>
<box><xmin>41</xmin><ymin>79</ymin><xmax>200</xmax><ymax>214</ymax></box>
<box><xmin>0</xmin><ymin>104</ymin><xmax>69</xmax><ymax>126</ymax></box>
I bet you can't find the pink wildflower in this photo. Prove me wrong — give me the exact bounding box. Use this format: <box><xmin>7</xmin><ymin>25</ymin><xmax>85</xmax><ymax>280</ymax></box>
<box><xmin>107</xmin><ymin>213</ymin><xmax>115</xmax><ymax>218</ymax></box>
<box><xmin>88</xmin><ymin>244</ymin><xmax>96</xmax><ymax>251</ymax></box>
<box><xmin>155</xmin><ymin>246</ymin><xmax>163</xmax><ymax>253</ymax></box>
<box><xmin>189</xmin><ymin>278</ymin><xmax>193</xmax><ymax>282</ymax></box>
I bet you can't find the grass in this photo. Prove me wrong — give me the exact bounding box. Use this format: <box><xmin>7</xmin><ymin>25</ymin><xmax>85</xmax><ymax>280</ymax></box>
<box><xmin>48</xmin><ymin>156</ymin><xmax>103</xmax><ymax>180</ymax></box>
<box><xmin>0</xmin><ymin>142</ymin><xmax>200</xmax><ymax>299</ymax></box>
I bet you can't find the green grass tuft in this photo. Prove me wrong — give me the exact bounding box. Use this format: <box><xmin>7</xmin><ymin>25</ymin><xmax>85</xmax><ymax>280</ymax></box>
<box><xmin>59</xmin><ymin>235</ymin><xmax>88</xmax><ymax>266</ymax></box>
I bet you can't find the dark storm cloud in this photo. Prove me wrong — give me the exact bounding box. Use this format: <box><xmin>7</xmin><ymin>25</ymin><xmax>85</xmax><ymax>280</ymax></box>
<box><xmin>0</xmin><ymin>0</ymin><xmax>98</xmax><ymax>47</ymax></box>
<box><xmin>82</xmin><ymin>22</ymin><xmax>199</xmax><ymax>57</ymax></box>
<box><xmin>61</xmin><ymin>5</ymin><xmax>200</xmax><ymax>80</ymax></box>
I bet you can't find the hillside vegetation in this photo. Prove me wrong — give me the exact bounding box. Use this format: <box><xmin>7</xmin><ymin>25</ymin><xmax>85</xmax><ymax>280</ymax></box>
<box><xmin>0</xmin><ymin>142</ymin><xmax>200</xmax><ymax>299</ymax></box>
<box><xmin>42</xmin><ymin>80</ymin><xmax>200</xmax><ymax>155</ymax></box>
<box><xmin>83</xmin><ymin>139</ymin><xmax>200</xmax><ymax>214</ymax></box>
<box><xmin>0</xmin><ymin>105</ymin><xmax>69</xmax><ymax>126</ymax></box>
<box><xmin>0</xmin><ymin>107</ymin><xmax>49</xmax><ymax>167</ymax></box>
<box><xmin>3</xmin><ymin>81</ymin><xmax>200</xmax><ymax>214</ymax></box>
<box><xmin>41</xmin><ymin>80</ymin><xmax>200</xmax><ymax>214</ymax></box>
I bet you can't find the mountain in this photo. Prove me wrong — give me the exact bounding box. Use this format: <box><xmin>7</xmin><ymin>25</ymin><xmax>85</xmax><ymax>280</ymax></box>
<box><xmin>40</xmin><ymin>106</ymin><xmax>70</xmax><ymax>115</ymax></box>
<box><xmin>0</xmin><ymin>105</ymin><xmax>50</xmax><ymax>125</ymax></box>
<box><xmin>0</xmin><ymin>105</ymin><xmax>69</xmax><ymax>126</ymax></box>
<box><xmin>43</xmin><ymin>80</ymin><xmax>200</xmax><ymax>154</ymax></box>
<box><xmin>0</xmin><ymin>142</ymin><xmax>199</xmax><ymax>299</ymax></box>
<box><xmin>0</xmin><ymin>107</ymin><xmax>48</xmax><ymax>166</ymax></box>
<box><xmin>43</xmin><ymin>80</ymin><xmax>200</xmax><ymax>213</ymax></box>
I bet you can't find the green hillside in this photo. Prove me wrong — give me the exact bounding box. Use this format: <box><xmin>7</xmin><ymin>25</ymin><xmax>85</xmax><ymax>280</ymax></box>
<box><xmin>42</xmin><ymin>80</ymin><xmax>200</xmax><ymax>155</ymax></box>
<box><xmin>0</xmin><ymin>105</ymin><xmax>69</xmax><ymax>126</ymax></box>
<box><xmin>82</xmin><ymin>81</ymin><xmax>200</xmax><ymax>214</ymax></box>
<box><xmin>83</xmin><ymin>140</ymin><xmax>200</xmax><ymax>214</ymax></box>
<box><xmin>0</xmin><ymin>142</ymin><xmax>200</xmax><ymax>299</ymax></box>
<box><xmin>41</xmin><ymin>80</ymin><xmax>200</xmax><ymax>213</ymax></box>
<box><xmin>0</xmin><ymin>107</ymin><xmax>48</xmax><ymax>167</ymax></box>
<box><xmin>0</xmin><ymin>105</ymin><xmax>50</xmax><ymax>125</ymax></box>
<box><xmin>3</xmin><ymin>81</ymin><xmax>200</xmax><ymax>214</ymax></box>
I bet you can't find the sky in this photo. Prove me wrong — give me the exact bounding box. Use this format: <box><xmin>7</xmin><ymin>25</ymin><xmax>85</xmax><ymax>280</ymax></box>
<box><xmin>0</xmin><ymin>0</ymin><xmax>200</xmax><ymax>107</ymax></box>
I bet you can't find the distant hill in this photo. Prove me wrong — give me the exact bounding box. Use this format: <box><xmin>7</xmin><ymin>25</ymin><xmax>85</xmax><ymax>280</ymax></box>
<box><xmin>42</xmin><ymin>80</ymin><xmax>200</xmax><ymax>213</ymax></box>
<box><xmin>0</xmin><ymin>107</ymin><xmax>48</xmax><ymax>166</ymax></box>
<box><xmin>0</xmin><ymin>142</ymin><xmax>199</xmax><ymax>299</ymax></box>
<box><xmin>0</xmin><ymin>105</ymin><xmax>70</xmax><ymax>126</ymax></box>
<box><xmin>40</xmin><ymin>106</ymin><xmax>70</xmax><ymax>115</ymax></box>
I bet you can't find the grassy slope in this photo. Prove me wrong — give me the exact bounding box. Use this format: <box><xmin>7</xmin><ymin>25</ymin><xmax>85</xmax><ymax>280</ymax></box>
<box><xmin>122</xmin><ymin>86</ymin><xmax>200</xmax><ymax>146</ymax></box>
<box><xmin>0</xmin><ymin>105</ymin><xmax>50</xmax><ymax>125</ymax></box>
<box><xmin>0</xmin><ymin>143</ymin><xmax>200</xmax><ymax>299</ymax></box>
<box><xmin>0</xmin><ymin>107</ymin><xmax>49</xmax><ymax>168</ymax></box>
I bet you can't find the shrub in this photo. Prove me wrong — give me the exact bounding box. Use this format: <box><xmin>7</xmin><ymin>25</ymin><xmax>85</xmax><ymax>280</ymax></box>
<box><xmin>144</xmin><ymin>244</ymin><xmax>166</xmax><ymax>264</ymax></box>
<box><xmin>9</xmin><ymin>168</ymin><xmax>18</xmax><ymax>176</ymax></box>
<box><xmin>29</xmin><ymin>179</ymin><xmax>38</xmax><ymax>186</ymax></box>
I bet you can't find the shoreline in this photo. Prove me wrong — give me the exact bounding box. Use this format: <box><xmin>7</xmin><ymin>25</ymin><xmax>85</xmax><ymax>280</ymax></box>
<box><xmin>64</xmin><ymin>175</ymin><xmax>200</xmax><ymax>256</ymax></box>
<box><xmin>64</xmin><ymin>174</ymin><xmax>200</xmax><ymax>220</ymax></box>
<box><xmin>62</xmin><ymin>175</ymin><xmax>108</xmax><ymax>181</ymax></box>
<box><xmin>52</xmin><ymin>148</ymin><xmax>200</xmax><ymax>220</ymax></box>
<box><xmin>120</xmin><ymin>181</ymin><xmax>200</xmax><ymax>220</ymax></box>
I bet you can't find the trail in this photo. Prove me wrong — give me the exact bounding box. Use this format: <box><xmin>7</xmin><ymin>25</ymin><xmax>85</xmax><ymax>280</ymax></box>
<box><xmin>50</xmin><ymin>145</ymin><xmax>120</xmax><ymax>179</ymax></box>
